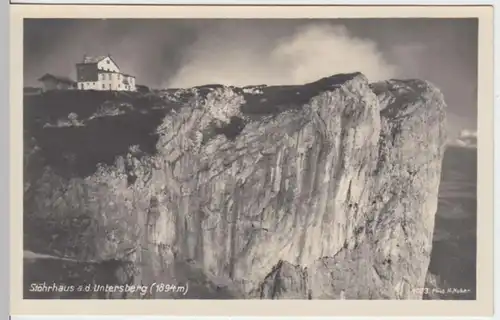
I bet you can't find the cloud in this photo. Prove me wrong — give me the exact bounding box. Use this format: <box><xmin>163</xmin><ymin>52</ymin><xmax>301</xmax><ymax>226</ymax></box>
<box><xmin>166</xmin><ymin>24</ymin><xmax>398</xmax><ymax>88</ymax></box>
<box><xmin>450</xmin><ymin>129</ymin><xmax>477</xmax><ymax>148</ymax></box>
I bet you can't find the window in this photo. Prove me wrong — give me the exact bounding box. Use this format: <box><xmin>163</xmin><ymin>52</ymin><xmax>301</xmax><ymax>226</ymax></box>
<box><xmin>118</xmin><ymin>84</ymin><xmax>121</xmax><ymax>88</ymax></box>
<box><xmin>102</xmin><ymin>83</ymin><xmax>105</xmax><ymax>89</ymax></box>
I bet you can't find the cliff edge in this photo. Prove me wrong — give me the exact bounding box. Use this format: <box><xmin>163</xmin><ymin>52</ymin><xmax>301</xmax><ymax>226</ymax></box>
<box><xmin>23</xmin><ymin>72</ymin><xmax>447</xmax><ymax>299</ymax></box>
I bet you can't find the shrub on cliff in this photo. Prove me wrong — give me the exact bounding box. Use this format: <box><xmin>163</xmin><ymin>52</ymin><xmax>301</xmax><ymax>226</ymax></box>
<box><xmin>89</xmin><ymin>101</ymin><xmax>128</xmax><ymax>119</ymax></box>
<box><xmin>42</xmin><ymin>112</ymin><xmax>85</xmax><ymax>128</ymax></box>
<box><xmin>203</xmin><ymin>87</ymin><xmax>245</xmax><ymax>125</ymax></box>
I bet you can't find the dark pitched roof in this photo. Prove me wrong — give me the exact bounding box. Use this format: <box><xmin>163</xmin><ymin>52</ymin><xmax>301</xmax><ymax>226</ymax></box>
<box><xmin>82</xmin><ymin>55</ymin><xmax>107</xmax><ymax>64</ymax></box>
<box><xmin>38</xmin><ymin>73</ymin><xmax>76</xmax><ymax>84</ymax></box>
<box><xmin>78</xmin><ymin>54</ymin><xmax>136</xmax><ymax>78</ymax></box>
<box><xmin>80</xmin><ymin>54</ymin><xmax>121</xmax><ymax>70</ymax></box>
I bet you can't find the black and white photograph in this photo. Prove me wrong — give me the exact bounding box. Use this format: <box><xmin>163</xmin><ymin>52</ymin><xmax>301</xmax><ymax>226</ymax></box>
<box><xmin>22</xmin><ymin>16</ymin><xmax>480</xmax><ymax>301</ymax></box>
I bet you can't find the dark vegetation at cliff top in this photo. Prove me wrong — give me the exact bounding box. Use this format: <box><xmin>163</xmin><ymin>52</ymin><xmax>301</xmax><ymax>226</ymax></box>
<box><xmin>24</xmin><ymin>90</ymin><xmax>170</xmax><ymax>178</ymax></box>
<box><xmin>24</xmin><ymin>73</ymin><xmax>363</xmax><ymax>179</ymax></box>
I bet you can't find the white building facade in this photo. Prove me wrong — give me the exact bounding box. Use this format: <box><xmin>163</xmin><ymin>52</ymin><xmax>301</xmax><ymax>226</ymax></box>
<box><xmin>76</xmin><ymin>55</ymin><xmax>136</xmax><ymax>92</ymax></box>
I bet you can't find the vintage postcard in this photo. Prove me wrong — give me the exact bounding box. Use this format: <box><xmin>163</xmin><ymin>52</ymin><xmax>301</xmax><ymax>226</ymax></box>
<box><xmin>10</xmin><ymin>4</ymin><xmax>494</xmax><ymax>317</ymax></box>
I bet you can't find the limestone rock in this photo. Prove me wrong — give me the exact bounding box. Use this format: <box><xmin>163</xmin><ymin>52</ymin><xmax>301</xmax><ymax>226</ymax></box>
<box><xmin>23</xmin><ymin>72</ymin><xmax>447</xmax><ymax>299</ymax></box>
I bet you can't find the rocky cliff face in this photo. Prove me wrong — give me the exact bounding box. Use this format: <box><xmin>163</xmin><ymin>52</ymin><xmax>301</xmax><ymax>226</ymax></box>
<box><xmin>23</xmin><ymin>72</ymin><xmax>447</xmax><ymax>299</ymax></box>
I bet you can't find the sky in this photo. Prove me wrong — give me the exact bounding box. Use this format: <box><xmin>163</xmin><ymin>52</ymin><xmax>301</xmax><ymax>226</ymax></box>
<box><xmin>24</xmin><ymin>18</ymin><xmax>478</xmax><ymax>138</ymax></box>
